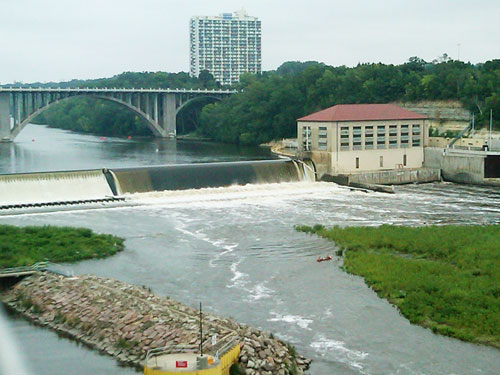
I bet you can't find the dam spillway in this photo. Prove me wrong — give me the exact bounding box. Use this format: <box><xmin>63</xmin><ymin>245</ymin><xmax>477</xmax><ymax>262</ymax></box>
<box><xmin>0</xmin><ymin>159</ymin><xmax>315</xmax><ymax>208</ymax></box>
<box><xmin>109</xmin><ymin>159</ymin><xmax>314</xmax><ymax>194</ymax></box>
<box><xmin>0</xmin><ymin>170</ymin><xmax>115</xmax><ymax>206</ymax></box>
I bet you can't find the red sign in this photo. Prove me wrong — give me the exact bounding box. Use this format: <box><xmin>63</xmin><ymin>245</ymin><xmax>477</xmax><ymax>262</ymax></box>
<box><xmin>176</xmin><ymin>361</ymin><xmax>188</xmax><ymax>368</ymax></box>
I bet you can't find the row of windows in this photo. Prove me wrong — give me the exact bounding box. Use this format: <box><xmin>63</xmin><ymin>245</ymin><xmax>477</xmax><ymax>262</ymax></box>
<box><xmin>196</xmin><ymin>36</ymin><xmax>261</xmax><ymax>41</ymax></box>
<box><xmin>340</xmin><ymin>125</ymin><xmax>421</xmax><ymax>150</ymax></box>
<box><xmin>193</xmin><ymin>22</ymin><xmax>260</xmax><ymax>27</ymax></box>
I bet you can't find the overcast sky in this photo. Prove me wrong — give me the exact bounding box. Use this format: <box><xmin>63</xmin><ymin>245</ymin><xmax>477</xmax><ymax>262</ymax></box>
<box><xmin>1</xmin><ymin>0</ymin><xmax>499</xmax><ymax>84</ymax></box>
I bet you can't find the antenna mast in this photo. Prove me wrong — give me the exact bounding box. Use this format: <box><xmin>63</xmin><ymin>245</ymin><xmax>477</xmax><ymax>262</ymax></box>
<box><xmin>199</xmin><ymin>302</ymin><xmax>203</xmax><ymax>356</ymax></box>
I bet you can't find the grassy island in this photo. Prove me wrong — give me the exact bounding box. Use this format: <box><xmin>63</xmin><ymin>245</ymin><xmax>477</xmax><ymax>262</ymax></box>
<box><xmin>0</xmin><ymin>225</ymin><xmax>125</xmax><ymax>268</ymax></box>
<box><xmin>296</xmin><ymin>224</ymin><xmax>500</xmax><ymax>348</ymax></box>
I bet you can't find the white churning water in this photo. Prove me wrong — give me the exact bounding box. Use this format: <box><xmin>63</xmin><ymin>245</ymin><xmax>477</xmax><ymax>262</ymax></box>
<box><xmin>0</xmin><ymin>170</ymin><xmax>114</xmax><ymax>205</ymax></box>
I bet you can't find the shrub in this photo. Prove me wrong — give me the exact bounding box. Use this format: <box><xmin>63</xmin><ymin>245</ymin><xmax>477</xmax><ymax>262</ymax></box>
<box><xmin>295</xmin><ymin>224</ymin><xmax>500</xmax><ymax>348</ymax></box>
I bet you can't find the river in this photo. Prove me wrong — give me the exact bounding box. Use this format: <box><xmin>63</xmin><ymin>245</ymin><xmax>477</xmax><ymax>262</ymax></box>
<box><xmin>1</xmin><ymin>124</ymin><xmax>500</xmax><ymax>375</ymax></box>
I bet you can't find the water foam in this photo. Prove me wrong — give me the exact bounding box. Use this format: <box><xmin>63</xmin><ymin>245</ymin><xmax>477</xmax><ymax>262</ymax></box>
<box><xmin>226</xmin><ymin>260</ymin><xmax>275</xmax><ymax>301</ymax></box>
<box><xmin>268</xmin><ymin>312</ymin><xmax>313</xmax><ymax>330</ymax></box>
<box><xmin>125</xmin><ymin>182</ymin><xmax>368</xmax><ymax>214</ymax></box>
<box><xmin>310</xmin><ymin>334</ymin><xmax>369</xmax><ymax>372</ymax></box>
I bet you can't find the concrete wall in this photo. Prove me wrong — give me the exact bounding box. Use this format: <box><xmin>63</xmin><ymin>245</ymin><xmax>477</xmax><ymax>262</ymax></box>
<box><xmin>424</xmin><ymin>147</ymin><xmax>488</xmax><ymax>185</ymax></box>
<box><xmin>441</xmin><ymin>152</ymin><xmax>485</xmax><ymax>184</ymax></box>
<box><xmin>423</xmin><ymin>147</ymin><xmax>444</xmax><ymax>169</ymax></box>
<box><xmin>333</xmin><ymin>147</ymin><xmax>423</xmax><ymax>173</ymax></box>
<box><xmin>345</xmin><ymin>168</ymin><xmax>440</xmax><ymax>185</ymax></box>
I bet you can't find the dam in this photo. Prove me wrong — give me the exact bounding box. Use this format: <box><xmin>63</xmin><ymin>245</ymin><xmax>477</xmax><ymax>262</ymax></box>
<box><xmin>0</xmin><ymin>159</ymin><xmax>315</xmax><ymax>209</ymax></box>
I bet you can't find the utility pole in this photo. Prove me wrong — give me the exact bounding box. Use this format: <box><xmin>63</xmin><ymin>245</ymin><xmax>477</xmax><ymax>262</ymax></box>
<box><xmin>199</xmin><ymin>302</ymin><xmax>203</xmax><ymax>356</ymax></box>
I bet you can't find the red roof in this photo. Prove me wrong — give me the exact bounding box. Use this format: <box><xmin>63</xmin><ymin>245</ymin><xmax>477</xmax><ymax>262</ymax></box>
<box><xmin>297</xmin><ymin>104</ymin><xmax>427</xmax><ymax>122</ymax></box>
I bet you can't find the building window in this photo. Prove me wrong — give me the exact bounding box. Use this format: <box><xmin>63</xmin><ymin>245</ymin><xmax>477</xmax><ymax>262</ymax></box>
<box><xmin>412</xmin><ymin>124</ymin><xmax>421</xmax><ymax>147</ymax></box>
<box><xmin>365</xmin><ymin>125</ymin><xmax>374</xmax><ymax>149</ymax></box>
<box><xmin>401</xmin><ymin>124</ymin><xmax>409</xmax><ymax>148</ymax></box>
<box><xmin>377</xmin><ymin>125</ymin><xmax>386</xmax><ymax>149</ymax></box>
<box><xmin>356</xmin><ymin>157</ymin><xmax>359</xmax><ymax>169</ymax></box>
<box><xmin>302</xmin><ymin>126</ymin><xmax>311</xmax><ymax>151</ymax></box>
<box><xmin>340</xmin><ymin>126</ymin><xmax>349</xmax><ymax>151</ymax></box>
<box><xmin>380</xmin><ymin>156</ymin><xmax>384</xmax><ymax>168</ymax></box>
<box><xmin>403</xmin><ymin>154</ymin><xmax>407</xmax><ymax>166</ymax></box>
<box><xmin>353</xmin><ymin>126</ymin><xmax>362</xmax><ymax>150</ymax></box>
<box><xmin>318</xmin><ymin>126</ymin><xmax>328</xmax><ymax>151</ymax></box>
<box><xmin>389</xmin><ymin>125</ymin><xmax>398</xmax><ymax>148</ymax></box>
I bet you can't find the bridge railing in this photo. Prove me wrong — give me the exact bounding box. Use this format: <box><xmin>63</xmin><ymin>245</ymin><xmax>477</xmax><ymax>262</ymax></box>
<box><xmin>0</xmin><ymin>87</ymin><xmax>237</xmax><ymax>94</ymax></box>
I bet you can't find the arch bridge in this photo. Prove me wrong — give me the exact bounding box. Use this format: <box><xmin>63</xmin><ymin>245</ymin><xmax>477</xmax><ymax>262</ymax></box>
<box><xmin>0</xmin><ymin>87</ymin><xmax>235</xmax><ymax>141</ymax></box>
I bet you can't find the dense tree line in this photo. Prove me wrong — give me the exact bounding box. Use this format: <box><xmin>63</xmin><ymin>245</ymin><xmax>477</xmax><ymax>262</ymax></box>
<box><xmin>22</xmin><ymin>58</ymin><xmax>500</xmax><ymax>141</ymax></box>
<box><xmin>199</xmin><ymin>58</ymin><xmax>500</xmax><ymax>145</ymax></box>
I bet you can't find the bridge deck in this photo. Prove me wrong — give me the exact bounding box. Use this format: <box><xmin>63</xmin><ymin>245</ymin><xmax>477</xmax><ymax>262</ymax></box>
<box><xmin>0</xmin><ymin>87</ymin><xmax>236</xmax><ymax>94</ymax></box>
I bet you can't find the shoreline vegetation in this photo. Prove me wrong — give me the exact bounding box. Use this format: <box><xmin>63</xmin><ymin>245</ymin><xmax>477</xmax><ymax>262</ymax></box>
<box><xmin>295</xmin><ymin>224</ymin><xmax>500</xmax><ymax>349</ymax></box>
<box><xmin>22</xmin><ymin>58</ymin><xmax>500</xmax><ymax>144</ymax></box>
<box><xmin>0</xmin><ymin>225</ymin><xmax>125</xmax><ymax>268</ymax></box>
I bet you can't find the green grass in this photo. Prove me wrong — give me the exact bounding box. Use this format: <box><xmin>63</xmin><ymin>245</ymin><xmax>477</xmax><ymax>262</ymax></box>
<box><xmin>0</xmin><ymin>225</ymin><xmax>125</xmax><ymax>268</ymax></box>
<box><xmin>295</xmin><ymin>224</ymin><xmax>500</xmax><ymax>348</ymax></box>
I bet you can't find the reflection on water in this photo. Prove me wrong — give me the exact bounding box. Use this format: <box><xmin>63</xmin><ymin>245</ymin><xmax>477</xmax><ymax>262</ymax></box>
<box><xmin>0</xmin><ymin>124</ymin><xmax>273</xmax><ymax>174</ymax></box>
<box><xmin>0</xmin><ymin>306</ymin><xmax>33</xmax><ymax>375</ymax></box>
<box><xmin>2</xmin><ymin>308</ymin><xmax>137</xmax><ymax>375</ymax></box>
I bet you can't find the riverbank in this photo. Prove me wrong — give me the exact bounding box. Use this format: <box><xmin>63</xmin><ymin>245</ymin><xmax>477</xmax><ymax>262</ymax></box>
<box><xmin>295</xmin><ymin>224</ymin><xmax>500</xmax><ymax>348</ymax></box>
<box><xmin>2</xmin><ymin>273</ymin><xmax>311</xmax><ymax>375</ymax></box>
<box><xmin>0</xmin><ymin>225</ymin><xmax>124</xmax><ymax>268</ymax></box>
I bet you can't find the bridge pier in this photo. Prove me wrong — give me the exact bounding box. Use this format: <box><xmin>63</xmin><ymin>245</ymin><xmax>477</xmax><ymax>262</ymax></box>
<box><xmin>164</xmin><ymin>93</ymin><xmax>177</xmax><ymax>137</ymax></box>
<box><xmin>0</xmin><ymin>88</ymin><xmax>234</xmax><ymax>141</ymax></box>
<box><xmin>0</xmin><ymin>93</ymin><xmax>10</xmax><ymax>142</ymax></box>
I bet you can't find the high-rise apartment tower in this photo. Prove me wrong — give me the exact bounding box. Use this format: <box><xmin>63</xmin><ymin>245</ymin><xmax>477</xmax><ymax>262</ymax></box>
<box><xmin>189</xmin><ymin>10</ymin><xmax>261</xmax><ymax>86</ymax></box>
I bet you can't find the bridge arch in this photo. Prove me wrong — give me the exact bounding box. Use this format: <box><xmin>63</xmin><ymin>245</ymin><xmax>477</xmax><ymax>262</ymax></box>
<box><xmin>0</xmin><ymin>88</ymin><xmax>235</xmax><ymax>142</ymax></box>
<box><xmin>175</xmin><ymin>95</ymin><xmax>224</xmax><ymax>134</ymax></box>
<box><xmin>175</xmin><ymin>95</ymin><xmax>223</xmax><ymax>116</ymax></box>
<box><xmin>12</xmin><ymin>95</ymin><xmax>163</xmax><ymax>139</ymax></box>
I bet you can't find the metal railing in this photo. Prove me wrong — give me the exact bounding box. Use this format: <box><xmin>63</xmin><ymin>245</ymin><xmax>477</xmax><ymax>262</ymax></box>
<box><xmin>0</xmin><ymin>261</ymin><xmax>73</xmax><ymax>277</ymax></box>
<box><xmin>214</xmin><ymin>336</ymin><xmax>239</xmax><ymax>360</ymax></box>
<box><xmin>0</xmin><ymin>261</ymin><xmax>48</xmax><ymax>276</ymax></box>
<box><xmin>144</xmin><ymin>335</ymin><xmax>239</xmax><ymax>365</ymax></box>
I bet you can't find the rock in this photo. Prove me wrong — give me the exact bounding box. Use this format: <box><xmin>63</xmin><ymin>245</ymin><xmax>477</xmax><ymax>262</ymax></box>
<box><xmin>2</xmin><ymin>273</ymin><xmax>312</xmax><ymax>372</ymax></box>
<box><xmin>244</xmin><ymin>345</ymin><xmax>255</xmax><ymax>355</ymax></box>
<box><xmin>261</xmin><ymin>360</ymin><xmax>275</xmax><ymax>371</ymax></box>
